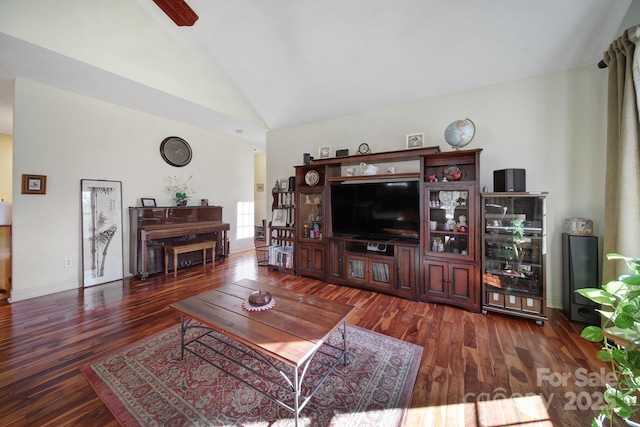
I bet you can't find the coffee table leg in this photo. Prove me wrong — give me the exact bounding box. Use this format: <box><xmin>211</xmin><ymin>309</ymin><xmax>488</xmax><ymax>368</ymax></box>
<box><xmin>342</xmin><ymin>321</ymin><xmax>349</xmax><ymax>366</ymax></box>
<box><xmin>294</xmin><ymin>366</ymin><xmax>300</xmax><ymax>427</ymax></box>
<box><xmin>179</xmin><ymin>315</ymin><xmax>186</xmax><ymax>360</ymax></box>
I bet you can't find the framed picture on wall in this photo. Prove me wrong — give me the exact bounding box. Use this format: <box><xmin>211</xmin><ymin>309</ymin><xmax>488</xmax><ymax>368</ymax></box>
<box><xmin>21</xmin><ymin>174</ymin><xmax>47</xmax><ymax>194</ymax></box>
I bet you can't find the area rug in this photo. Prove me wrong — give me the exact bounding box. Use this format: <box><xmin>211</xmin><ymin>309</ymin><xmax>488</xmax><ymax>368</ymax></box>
<box><xmin>81</xmin><ymin>324</ymin><xmax>422</xmax><ymax>427</ymax></box>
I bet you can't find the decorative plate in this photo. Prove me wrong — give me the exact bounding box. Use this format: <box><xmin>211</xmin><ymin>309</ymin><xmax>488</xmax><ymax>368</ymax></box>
<box><xmin>305</xmin><ymin>170</ymin><xmax>319</xmax><ymax>186</ymax></box>
<box><xmin>442</xmin><ymin>165</ymin><xmax>463</xmax><ymax>181</ymax></box>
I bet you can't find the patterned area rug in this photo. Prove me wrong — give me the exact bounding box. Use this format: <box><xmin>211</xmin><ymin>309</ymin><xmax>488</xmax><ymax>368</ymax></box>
<box><xmin>81</xmin><ymin>324</ymin><xmax>422</xmax><ymax>427</ymax></box>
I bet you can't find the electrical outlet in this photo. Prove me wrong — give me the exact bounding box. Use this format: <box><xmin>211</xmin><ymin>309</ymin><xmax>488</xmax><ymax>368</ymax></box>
<box><xmin>64</xmin><ymin>258</ymin><xmax>72</xmax><ymax>268</ymax></box>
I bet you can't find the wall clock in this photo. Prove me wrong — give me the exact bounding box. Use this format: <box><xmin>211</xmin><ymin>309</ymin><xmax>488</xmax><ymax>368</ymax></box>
<box><xmin>357</xmin><ymin>143</ymin><xmax>371</xmax><ymax>154</ymax></box>
<box><xmin>160</xmin><ymin>136</ymin><xmax>192</xmax><ymax>167</ymax></box>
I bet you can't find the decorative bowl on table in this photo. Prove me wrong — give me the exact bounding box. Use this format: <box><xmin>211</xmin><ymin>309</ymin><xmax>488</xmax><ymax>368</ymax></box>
<box><xmin>248</xmin><ymin>290</ymin><xmax>272</xmax><ymax>306</ymax></box>
<box><xmin>242</xmin><ymin>290</ymin><xmax>276</xmax><ymax>312</ymax></box>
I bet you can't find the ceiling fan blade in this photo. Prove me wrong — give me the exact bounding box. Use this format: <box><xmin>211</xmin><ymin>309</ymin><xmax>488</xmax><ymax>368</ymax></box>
<box><xmin>152</xmin><ymin>0</ymin><xmax>199</xmax><ymax>26</ymax></box>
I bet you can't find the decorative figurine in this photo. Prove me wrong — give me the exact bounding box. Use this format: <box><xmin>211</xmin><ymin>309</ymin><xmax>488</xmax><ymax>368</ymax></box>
<box><xmin>457</xmin><ymin>215</ymin><xmax>468</xmax><ymax>232</ymax></box>
<box><xmin>427</xmin><ymin>173</ymin><xmax>438</xmax><ymax>182</ymax></box>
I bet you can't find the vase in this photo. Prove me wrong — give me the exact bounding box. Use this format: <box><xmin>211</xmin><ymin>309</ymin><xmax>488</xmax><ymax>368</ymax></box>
<box><xmin>176</xmin><ymin>200</ymin><xmax>188</xmax><ymax>207</ymax></box>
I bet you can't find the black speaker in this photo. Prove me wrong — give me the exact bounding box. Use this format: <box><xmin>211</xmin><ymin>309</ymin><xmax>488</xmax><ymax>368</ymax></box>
<box><xmin>303</xmin><ymin>153</ymin><xmax>313</xmax><ymax>165</ymax></box>
<box><xmin>562</xmin><ymin>233</ymin><xmax>600</xmax><ymax>325</ymax></box>
<box><xmin>493</xmin><ymin>169</ymin><xmax>526</xmax><ymax>192</ymax></box>
<box><xmin>288</xmin><ymin>176</ymin><xmax>295</xmax><ymax>191</ymax></box>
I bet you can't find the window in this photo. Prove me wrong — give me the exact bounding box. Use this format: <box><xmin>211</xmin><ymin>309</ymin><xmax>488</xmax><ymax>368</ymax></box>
<box><xmin>237</xmin><ymin>202</ymin><xmax>255</xmax><ymax>239</ymax></box>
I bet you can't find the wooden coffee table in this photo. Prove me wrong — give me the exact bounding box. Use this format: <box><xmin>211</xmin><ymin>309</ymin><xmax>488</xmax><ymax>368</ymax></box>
<box><xmin>169</xmin><ymin>278</ymin><xmax>355</xmax><ymax>426</ymax></box>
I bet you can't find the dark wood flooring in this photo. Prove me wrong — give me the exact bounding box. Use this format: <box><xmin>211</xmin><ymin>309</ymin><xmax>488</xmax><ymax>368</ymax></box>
<box><xmin>0</xmin><ymin>249</ymin><xmax>622</xmax><ymax>426</ymax></box>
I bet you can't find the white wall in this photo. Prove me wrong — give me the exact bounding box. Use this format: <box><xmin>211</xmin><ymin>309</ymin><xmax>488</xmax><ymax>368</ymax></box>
<box><xmin>266</xmin><ymin>64</ymin><xmax>608</xmax><ymax>309</ymax></box>
<box><xmin>254</xmin><ymin>153</ymin><xmax>267</xmax><ymax>227</ymax></box>
<box><xmin>11</xmin><ymin>78</ymin><xmax>256</xmax><ymax>301</ymax></box>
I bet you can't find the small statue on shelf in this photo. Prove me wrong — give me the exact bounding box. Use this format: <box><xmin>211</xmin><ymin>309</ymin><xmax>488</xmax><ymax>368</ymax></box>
<box><xmin>457</xmin><ymin>215</ymin><xmax>468</xmax><ymax>233</ymax></box>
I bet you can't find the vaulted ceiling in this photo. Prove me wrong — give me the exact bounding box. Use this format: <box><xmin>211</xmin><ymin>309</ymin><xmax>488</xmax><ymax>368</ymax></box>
<box><xmin>0</xmin><ymin>0</ymin><xmax>635</xmax><ymax>145</ymax></box>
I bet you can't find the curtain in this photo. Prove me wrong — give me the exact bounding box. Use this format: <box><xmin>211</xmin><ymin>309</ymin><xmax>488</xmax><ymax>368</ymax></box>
<box><xmin>602</xmin><ymin>26</ymin><xmax>640</xmax><ymax>280</ymax></box>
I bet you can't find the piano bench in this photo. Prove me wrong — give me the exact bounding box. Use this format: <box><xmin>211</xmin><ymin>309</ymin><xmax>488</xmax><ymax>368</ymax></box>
<box><xmin>164</xmin><ymin>241</ymin><xmax>217</xmax><ymax>278</ymax></box>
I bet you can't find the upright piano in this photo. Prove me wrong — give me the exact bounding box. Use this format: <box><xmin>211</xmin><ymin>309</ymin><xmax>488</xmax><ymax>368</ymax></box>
<box><xmin>129</xmin><ymin>206</ymin><xmax>230</xmax><ymax>279</ymax></box>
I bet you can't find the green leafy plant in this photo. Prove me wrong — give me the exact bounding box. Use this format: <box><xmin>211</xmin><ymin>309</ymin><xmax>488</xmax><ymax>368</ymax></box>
<box><xmin>577</xmin><ymin>253</ymin><xmax>640</xmax><ymax>426</ymax></box>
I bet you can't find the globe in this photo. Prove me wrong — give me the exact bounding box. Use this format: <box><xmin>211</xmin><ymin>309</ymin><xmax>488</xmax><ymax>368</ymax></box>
<box><xmin>444</xmin><ymin>118</ymin><xmax>475</xmax><ymax>150</ymax></box>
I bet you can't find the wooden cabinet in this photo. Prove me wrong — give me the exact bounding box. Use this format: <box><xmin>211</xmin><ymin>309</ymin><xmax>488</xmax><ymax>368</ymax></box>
<box><xmin>297</xmin><ymin>243</ymin><xmax>325</xmax><ymax>279</ymax></box>
<box><xmin>295</xmin><ymin>165</ymin><xmax>326</xmax><ymax>280</ymax></box>
<box><xmin>421</xmin><ymin>149</ymin><xmax>482</xmax><ymax>312</ymax></box>
<box><xmin>396</xmin><ymin>244</ymin><xmax>418</xmax><ymax>297</ymax></box>
<box><xmin>423</xmin><ymin>259</ymin><xmax>477</xmax><ymax>311</ymax></box>
<box><xmin>286</xmin><ymin>147</ymin><xmax>481</xmax><ymax>309</ymax></box>
<box><xmin>331</xmin><ymin>239</ymin><xmax>418</xmax><ymax>299</ymax></box>
<box><xmin>328</xmin><ymin>238</ymin><xmax>344</xmax><ymax>281</ymax></box>
<box><xmin>481</xmin><ymin>192</ymin><xmax>547</xmax><ymax>324</ymax></box>
<box><xmin>0</xmin><ymin>226</ymin><xmax>10</xmax><ymax>299</ymax></box>
<box><xmin>345</xmin><ymin>252</ymin><xmax>394</xmax><ymax>292</ymax></box>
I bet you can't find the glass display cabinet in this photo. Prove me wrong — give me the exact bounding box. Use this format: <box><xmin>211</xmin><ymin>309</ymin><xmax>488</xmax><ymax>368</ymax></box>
<box><xmin>481</xmin><ymin>192</ymin><xmax>547</xmax><ymax>325</ymax></box>
<box><xmin>425</xmin><ymin>188</ymin><xmax>473</xmax><ymax>259</ymax></box>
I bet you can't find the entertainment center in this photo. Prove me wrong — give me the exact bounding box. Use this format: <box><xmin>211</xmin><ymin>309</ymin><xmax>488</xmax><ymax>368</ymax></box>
<box><xmin>283</xmin><ymin>146</ymin><xmax>483</xmax><ymax>312</ymax></box>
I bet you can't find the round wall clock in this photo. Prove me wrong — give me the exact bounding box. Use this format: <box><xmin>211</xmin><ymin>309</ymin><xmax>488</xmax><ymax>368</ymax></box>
<box><xmin>160</xmin><ymin>136</ymin><xmax>192</xmax><ymax>167</ymax></box>
<box><xmin>357</xmin><ymin>143</ymin><xmax>371</xmax><ymax>154</ymax></box>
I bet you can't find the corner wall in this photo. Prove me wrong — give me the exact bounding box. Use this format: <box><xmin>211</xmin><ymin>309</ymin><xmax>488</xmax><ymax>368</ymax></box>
<box><xmin>266</xmin><ymin>64</ymin><xmax>608</xmax><ymax>309</ymax></box>
<box><xmin>11</xmin><ymin>78</ymin><xmax>255</xmax><ymax>301</ymax></box>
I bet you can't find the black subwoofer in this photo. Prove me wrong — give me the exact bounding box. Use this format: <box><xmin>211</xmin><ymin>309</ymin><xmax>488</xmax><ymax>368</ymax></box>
<box><xmin>562</xmin><ymin>233</ymin><xmax>600</xmax><ymax>325</ymax></box>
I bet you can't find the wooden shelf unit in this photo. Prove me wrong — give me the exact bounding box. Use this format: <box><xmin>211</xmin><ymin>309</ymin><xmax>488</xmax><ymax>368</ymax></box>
<box><xmin>288</xmin><ymin>146</ymin><xmax>482</xmax><ymax>309</ymax></box>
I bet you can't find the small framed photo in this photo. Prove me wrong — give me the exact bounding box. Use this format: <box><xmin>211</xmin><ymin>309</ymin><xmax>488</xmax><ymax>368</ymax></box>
<box><xmin>271</xmin><ymin>208</ymin><xmax>287</xmax><ymax>227</ymax></box>
<box><xmin>256</xmin><ymin>183</ymin><xmax>264</xmax><ymax>192</ymax></box>
<box><xmin>21</xmin><ymin>174</ymin><xmax>46</xmax><ymax>194</ymax></box>
<box><xmin>279</xmin><ymin>178</ymin><xmax>288</xmax><ymax>192</ymax></box>
<box><xmin>141</xmin><ymin>198</ymin><xmax>157</xmax><ymax>207</ymax></box>
<box><xmin>200</xmin><ymin>199</ymin><xmax>209</xmax><ymax>206</ymax></box>
<box><xmin>406</xmin><ymin>133</ymin><xmax>424</xmax><ymax>149</ymax></box>
<box><xmin>318</xmin><ymin>145</ymin><xmax>331</xmax><ymax>159</ymax></box>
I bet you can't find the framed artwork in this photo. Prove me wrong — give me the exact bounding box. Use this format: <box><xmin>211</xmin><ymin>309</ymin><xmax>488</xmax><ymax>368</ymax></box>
<box><xmin>21</xmin><ymin>174</ymin><xmax>47</xmax><ymax>194</ymax></box>
<box><xmin>318</xmin><ymin>145</ymin><xmax>331</xmax><ymax>159</ymax></box>
<box><xmin>271</xmin><ymin>208</ymin><xmax>287</xmax><ymax>227</ymax></box>
<box><xmin>200</xmin><ymin>199</ymin><xmax>209</xmax><ymax>206</ymax></box>
<box><xmin>279</xmin><ymin>178</ymin><xmax>288</xmax><ymax>192</ymax></box>
<box><xmin>81</xmin><ymin>179</ymin><xmax>124</xmax><ymax>287</ymax></box>
<box><xmin>406</xmin><ymin>133</ymin><xmax>424</xmax><ymax>149</ymax></box>
<box><xmin>141</xmin><ymin>198</ymin><xmax>156</xmax><ymax>207</ymax></box>
<box><xmin>256</xmin><ymin>183</ymin><xmax>265</xmax><ymax>192</ymax></box>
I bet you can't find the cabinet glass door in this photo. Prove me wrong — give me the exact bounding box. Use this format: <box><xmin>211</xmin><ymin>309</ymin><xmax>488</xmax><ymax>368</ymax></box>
<box><xmin>426</xmin><ymin>188</ymin><xmax>472</xmax><ymax>258</ymax></box>
<box><xmin>482</xmin><ymin>195</ymin><xmax>545</xmax><ymax>298</ymax></box>
<box><xmin>299</xmin><ymin>190</ymin><xmax>323</xmax><ymax>241</ymax></box>
<box><xmin>347</xmin><ymin>257</ymin><xmax>366</xmax><ymax>280</ymax></box>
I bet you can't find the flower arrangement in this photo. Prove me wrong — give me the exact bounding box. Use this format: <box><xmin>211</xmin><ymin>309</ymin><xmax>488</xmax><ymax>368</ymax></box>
<box><xmin>167</xmin><ymin>175</ymin><xmax>194</xmax><ymax>206</ymax></box>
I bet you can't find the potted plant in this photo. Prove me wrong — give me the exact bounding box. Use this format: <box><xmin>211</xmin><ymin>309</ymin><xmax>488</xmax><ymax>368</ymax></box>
<box><xmin>577</xmin><ymin>253</ymin><xmax>640</xmax><ymax>426</ymax></box>
<box><xmin>167</xmin><ymin>175</ymin><xmax>194</xmax><ymax>206</ymax></box>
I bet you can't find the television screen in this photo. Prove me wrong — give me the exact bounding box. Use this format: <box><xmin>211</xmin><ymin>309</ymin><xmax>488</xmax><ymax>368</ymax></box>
<box><xmin>330</xmin><ymin>181</ymin><xmax>420</xmax><ymax>240</ymax></box>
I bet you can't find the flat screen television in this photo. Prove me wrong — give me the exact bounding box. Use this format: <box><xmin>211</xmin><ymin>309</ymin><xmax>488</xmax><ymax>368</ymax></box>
<box><xmin>330</xmin><ymin>181</ymin><xmax>420</xmax><ymax>241</ymax></box>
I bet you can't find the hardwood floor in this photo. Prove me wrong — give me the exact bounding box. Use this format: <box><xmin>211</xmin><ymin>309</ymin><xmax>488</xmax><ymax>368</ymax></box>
<box><xmin>0</xmin><ymin>249</ymin><xmax>620</xmax><ymax>426</ymax></box>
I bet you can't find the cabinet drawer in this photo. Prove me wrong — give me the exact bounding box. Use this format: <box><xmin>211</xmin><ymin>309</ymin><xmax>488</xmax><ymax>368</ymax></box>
<box><xmin>486</xmin><ymin>291</ymin><xmax>504</xmax><ymax>307</ymax></box>
<box><xmin>521</xmin><ymin>297</ymin><xmax>542</xmax><ymax>313</ymax></box>
<box><xmin>504</xmin><ymin>294</ymin><xmax>521</xmax><ymax>310</ymax></box>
